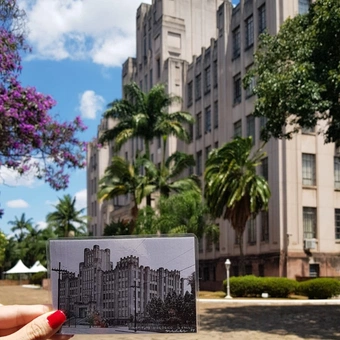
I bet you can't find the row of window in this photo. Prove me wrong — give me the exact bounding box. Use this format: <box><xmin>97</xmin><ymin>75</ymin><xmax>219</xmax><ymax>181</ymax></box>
<box><xmin>195</xmin><ymin>102</ymin><xmax>219</xmax><ymax>139</ymax></box>
<box><xmin>302</xmin><ymin>153</ymin><xmax>340</xmax><ymax>189</ymax></box>
<box><xmin>232</xmin><ymin>4</ymin><xmax>266</xmax><ymax>60</ymax></box>
<box><xmin>187</xmin><ymin>59</ymin><xmax>218</xmax><ymax>106</ymax></box>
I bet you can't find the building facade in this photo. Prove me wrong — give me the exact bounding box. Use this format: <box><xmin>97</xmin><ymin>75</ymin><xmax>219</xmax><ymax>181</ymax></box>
<box><xmin>87</xmin><ymin>0</ymin><xmax>340</xmax><ymax>289</ymax></box>
<box><xmin>59</xmin><ymin>245</ymin><xmax>184</xmax><ymax>325</ymax></box>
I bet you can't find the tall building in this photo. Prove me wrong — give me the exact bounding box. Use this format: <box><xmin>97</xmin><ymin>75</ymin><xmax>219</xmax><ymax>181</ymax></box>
<box><xmin>59</xmin><ymin>245</ymin><xmax>185</xmax><ymax>326</ymax></box>
<box><xmin>87</xmin><ymin>0</ymin><xmax>340</xmax><ymax>289</ymax></box>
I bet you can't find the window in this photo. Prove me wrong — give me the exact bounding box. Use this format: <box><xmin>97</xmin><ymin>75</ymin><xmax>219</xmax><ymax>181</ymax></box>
<box><xmin>246</xmin><ymin>114</ymin><xmax>255</xmax><ymax>143</ymax></box>
<box><xmin>204</xmin><ymin>106</ymin><xmax>211</xmax><ymax>133</ymax></box>
<box><xmin>206</xmin><ymin>237</ymin><xmax>213</xmax><ymax>252</ymax></box>
<box><xmin>234</xmin><ymin>120</ymin><xmax>242</xmax><ymax>137</ymax></box>
<box><xmin>232</xmin><ymin>26</ymin><xmax>240</xmax><ymax>59</ymax></box>
<box><xmin>198</xmin><ymin>238</ymin><xmax>203</xmax><ymax>253</ymax></box>
<box><xmin>233</xmin><ymin>73</ymin><xmax>242</xmax><ymax>104</ymax></box>
<box><xmin>246</xmin><ymin>66</ymin><xmax>255</xmax><ymax>98</ymax></box>
<box><xmin>261</xmin><ymin>210</ymin><xmax>269</xmax><ymax>242</ymax></box>
<box><xmin>261</xmin><ymin>157</ymin><xmax>268</xmax><ymax>181</ymax></box>
<box><xmin>258</xmin><ymin>4</ymin><xmax>266</xmax><ymax>34</ymax></box>
<box><xmin>247</xmin><ymin>217</ymin><xmax>256</xmax><ymax>244</ymax></box>
<box><xmin>196</xmin><ymin>151</ymin><xmax>202</xmax><ymax>176</ymax></box>
<box><xmin>187</xmin><ymin>81</ymin><xmax>193</xmax><ymax>106</ymax></box>
<box><xmin>302</xmin><ymin>153</ymin><xmax>316</xmax><ymax>186</ymax></box>
<box><xmin>245</xmin><ymin>15</ymin><xmax>254</xmax><ymax>49</ymax></box>
<box><xmin>149</xmin><ymin>69</ymin><xmax>153</xmax><ymax>88</ymax></box>
<box><xmin>213</xmin><ymin>60</ymin><xmax>218</xmax><ymax>87</ymax></box>
<box><xmin>213</xmin><ymin>101</ymin><xmax>218</xmax><ymax>128</ymax></box>
<box><xmin>303</xmin><ymin>207</ymin><xmax>317</xmax><ymax>239</ymax></box>
<box><xmin>156</xmin><ymin>58</ymin><xmax>161</xmax><ymax>78</ymax></box>
<box><xmin>144</xmin><ymin>74</ymin><xmax>148</xmax><ymax>91</ymax></box>
<box><xmin>299</xmin><ymin>0</ymin><xmax>310</xmax><ymax>14</ymax></box>
<box><xmin>204</xmin><ymin>66</ymin><xmax>211</xmax><ymax>93</ymax></box>
<box><xmin>195</xmin><ymin>73</ymin><xmax>201</xmax><ymax>100</ymax></box>
<box><xmin>335</xmin><ymin>209</ymin><xmax>340</xmax><ymax>240</ymax></box>
<box><xmin>309</xmin><ymin>263</ymin><xmax>319</xmax><ymax>278</ymax></box>
<box><xmin>196</xmin><ymin>112</ymin><xmax>202</xmax><ymax>139</ymax></box>
<box><xmin>205</xmin><ymin>145</ymin><xmax>211</xmax><ymax>162</ymax></box>
<box><xmin>335</xmin><ymin>157</ymin><xmax>340</xmax><ymax>189</ymax></box>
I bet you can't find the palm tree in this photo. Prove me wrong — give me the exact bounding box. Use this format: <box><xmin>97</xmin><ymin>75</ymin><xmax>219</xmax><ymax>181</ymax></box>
<box><xmin>46</xmin><ymin>194</ymin><xmax>87</xmax><ymax>237</ymax></box>
<box><xmin>97</xmin><ymin>156</ymin><xmax>154</xmax><ymax>232</ymax></box>
<box><xmin>204</xmin><ymin>137</ymin><xmax>271</xmax><ymax>275</ymax></box>
<box><xmin>99</xmin><ymin>82</ymin><xmax>194</xmax><ymax>157</ymax></box>
<box><xmin>8</xmin><ymin>213</ymin><xmax>33</xmax><ymax>242</ymax></box>
<box><xmin>142</xmin><ymin>151</ymin><xmax>200</xmax><ymax>198</ymax></box>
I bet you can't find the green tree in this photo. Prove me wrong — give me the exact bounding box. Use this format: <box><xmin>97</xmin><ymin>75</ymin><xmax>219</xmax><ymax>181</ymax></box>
<box><xmin>8</xmin><ymin>213</ymin><xmax>33</xmax><ymax>242</ymax></box>
<box><xmin>245</xmin><ymin>0</ymin><xmax>340</xmax><ymax>144</ymax></box>
<box><xmin>46</xmin><ymin>194</ymin><xmax>87</xmax><ymax>237</ymax></box>
<box><xmin>103</xmin><ymin>219</ymin><xmax>131</xmax><ymax>236</ymax></box>
<box><xmin>97</xmin><ymin>156</ymin><xmax>154</xmax><ymax>232</ymax></box>
<box><xmin>142</xmin><ymin>151</ymin><xmax>200</xmax><ymax>198</ymax></box>
<box><xmin>99</xmin><ymin>82</ymin><xmax>194</xmax><ymax>157</ymax></box>
<box><xmin>0</xmin><ymin>230</ymin><xmax>8</xmax><ymax>271</ymax></box>
<box><xmin>155</xmin><ymin>190</ymin><xmax>219</xmax><ymax>241</ymax></box>
<box><xmin>204</xmin><ymin>137</ymin><xmax>270</xmax><ymax>275</ymax></box>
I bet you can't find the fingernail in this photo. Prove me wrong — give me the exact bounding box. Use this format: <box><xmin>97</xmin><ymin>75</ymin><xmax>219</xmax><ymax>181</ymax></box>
<box><xmin>47</xmin><ymin>310</ymin><xmax>66</xmax><ymax>329</ymax></box>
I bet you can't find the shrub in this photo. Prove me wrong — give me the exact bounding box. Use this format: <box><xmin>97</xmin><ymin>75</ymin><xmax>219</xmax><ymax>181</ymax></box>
<box><xmin>223</xmin><ymin>275</ymin><xmax>297</xmax><ymax>298</ymax></box>
<box><xmin>30</xmin><ymin>272</ymin><xmax>47</xmax><ymax>285</ymax></box>
<box><xmin>298</xmin><ymin>278</ymin><xmax>340</xmax><ymax>299</ymax></box>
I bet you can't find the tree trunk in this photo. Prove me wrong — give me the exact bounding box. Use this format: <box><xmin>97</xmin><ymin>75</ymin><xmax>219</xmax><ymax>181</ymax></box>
<box><xmin>237</xmin><ymin>231</ymin><xmax>245</xmax><ymax>276</ymax></box>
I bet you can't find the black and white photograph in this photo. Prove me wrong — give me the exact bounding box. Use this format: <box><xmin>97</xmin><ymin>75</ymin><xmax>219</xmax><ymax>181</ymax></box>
<box><xmin>49</xmin><ymin>236</ymin><xmax>197</xmax><ymax>335</ymax></box>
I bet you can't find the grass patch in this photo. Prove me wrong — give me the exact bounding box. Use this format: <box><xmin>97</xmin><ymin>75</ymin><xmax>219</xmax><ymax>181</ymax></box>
<box><xmin>199</xmin><ymin>291</ymin><xmax>226</xmax><ymax>299</ymax></box>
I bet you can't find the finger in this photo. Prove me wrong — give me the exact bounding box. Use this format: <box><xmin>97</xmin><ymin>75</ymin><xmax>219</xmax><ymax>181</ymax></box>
<box><xmin>0</xmin><ymin>305</ymin><xmax>51</xmax><ymax>329</ymax></box>
<box><xmin>3</xmin><ymin>310</ymin><xmax>67</xmax><ymax>340</ymax></box>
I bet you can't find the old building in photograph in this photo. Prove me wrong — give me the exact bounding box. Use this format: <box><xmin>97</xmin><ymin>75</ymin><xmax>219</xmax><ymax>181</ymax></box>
<box><xmin>58</xmin><ymin>245</ymin><xmax>185</xmax><ymax>325</ymax></box>
<box><xmin>87</xmin><ymin>0</ymin><xmax>340</xmax><ymax>289</ymax></box>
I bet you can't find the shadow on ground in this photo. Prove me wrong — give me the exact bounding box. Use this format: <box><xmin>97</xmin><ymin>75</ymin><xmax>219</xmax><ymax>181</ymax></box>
<box><xmin>200</xmin><ymin>304</ymin><xmax>340</xmax><ymax>339</ymax></box>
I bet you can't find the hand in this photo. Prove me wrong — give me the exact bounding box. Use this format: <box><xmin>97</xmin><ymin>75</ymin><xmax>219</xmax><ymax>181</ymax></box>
<box><xmin>0</xmin><ymin>305</ymin><xmax>72</xmax><ymax>340</ymax></box>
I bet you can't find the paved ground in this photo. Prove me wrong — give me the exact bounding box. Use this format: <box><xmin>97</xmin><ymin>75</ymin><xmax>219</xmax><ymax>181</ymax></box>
<box><xmin>1</xmin><ymin>286</ymin><xmax>340</xmax><ymax>339</ymax></box>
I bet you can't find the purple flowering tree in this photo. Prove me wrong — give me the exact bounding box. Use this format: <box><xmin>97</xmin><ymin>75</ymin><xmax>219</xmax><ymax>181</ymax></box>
<box><xmin>0</xmin><ymin>0</ymin><xmax>87</xmax><ymax>217</ymax></box>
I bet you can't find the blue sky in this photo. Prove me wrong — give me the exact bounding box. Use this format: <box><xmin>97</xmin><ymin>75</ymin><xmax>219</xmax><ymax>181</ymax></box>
<box><xmin>1</xmin><ymin>0</ymin><xmax>239</xmax><ymax>235</ymax></box>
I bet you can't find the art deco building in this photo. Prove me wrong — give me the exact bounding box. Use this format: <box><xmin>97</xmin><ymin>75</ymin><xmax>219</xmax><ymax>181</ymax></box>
<box><xmin>87</xmin><ymin>0</ymin><xmax>340</xmax><ymax>289</ymax></box>
<box><xmin>59</xmin><ymin>245</ymin><xmax>184</xmax><ymax>325</ymax></box>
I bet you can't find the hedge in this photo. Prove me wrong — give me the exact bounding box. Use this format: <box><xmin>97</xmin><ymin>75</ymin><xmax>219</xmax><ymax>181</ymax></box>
<box><xmin>223</xmin><ymin>276</ymin><xmax>340</xmax><ymax>299</ymax></box>
<box><xmin>297</xmin><ymin>278</ymin><xmax>340</xmax><ymax>299</ymax></box>
<box><xmin>223</xmin><ymin>276</ymin><xmax>297</xmax><ymax>298</ymax></box>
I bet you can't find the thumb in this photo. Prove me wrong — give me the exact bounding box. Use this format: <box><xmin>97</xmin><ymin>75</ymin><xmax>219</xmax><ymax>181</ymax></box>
<box><xmin>6</xmin><ymin>310</ymin><xmax>67</xmax><ymax>340</ymax></box>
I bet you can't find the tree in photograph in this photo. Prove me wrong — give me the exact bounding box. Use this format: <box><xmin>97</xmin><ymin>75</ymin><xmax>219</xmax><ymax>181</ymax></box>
<box><xmin>99</xmin><ymin>82</ymin><xmax>194</xmax><ymax>157</ymax></box>
<box><xmin>204</xmin><ymin>137</ymin><xmax>270</xmax><ymax>275</ymax></box>
<box><xmin>245</xmin><ymin>0</ymin><xmax>340</xmax><ymax>144</ymax></box>
<box><xmin>46</xmin><ymin>194</ymin><xmax>87</xmax><ymax>237</ymax></box>
<box><xmin>0</xmin><ymin>0</ymin><xmax>87</xmax><ymax>218</ymax></box>
<box><xmin>97</xmin><ymin>156</ymin><xmax>154</xmax><ymax>233</ymax></box>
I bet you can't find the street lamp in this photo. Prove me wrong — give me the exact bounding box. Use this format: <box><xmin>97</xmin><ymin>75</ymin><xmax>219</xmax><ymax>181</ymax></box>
<box><xmin>224</xmin><ymin>259</ymin><xmax>232</xmax><ymax>299</ymax></box>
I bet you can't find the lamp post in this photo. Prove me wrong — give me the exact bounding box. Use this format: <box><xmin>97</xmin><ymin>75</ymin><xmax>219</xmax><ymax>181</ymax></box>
<box><xmin>224</xmin><ymin>259</ymin><xmax>232</xmax><ymax>299</ymax></box>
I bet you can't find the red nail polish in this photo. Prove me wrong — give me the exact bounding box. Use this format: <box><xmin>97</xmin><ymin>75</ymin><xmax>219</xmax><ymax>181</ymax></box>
<box><xmin>47</xmin><ymin>310</ymin><xmax>66</xmax><ymax>329</ymax></box>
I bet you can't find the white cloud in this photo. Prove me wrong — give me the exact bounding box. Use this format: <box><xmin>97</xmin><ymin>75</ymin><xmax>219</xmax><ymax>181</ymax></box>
<box><xmin>0</xmin><ymin>166</ymin><xmax>36</xmax><ymax>188</ymax></box>
<box><xmin>20</xmin><ymin>0</ymin><xmax>152</xmax><ymax>67</ymax></box>
<box><xmin>6</xmin><ymin>199</ymin><xmax>29</xmax><ymax>208</ymax></box>
<box><xmin>74</xmin><ymin>189</ymin><xmax>87</xmax><ymax>211</ymax></box>
<box><xmin>79</xmin><ymin>90</ymin><xmax>105</xmax><ymax>119</ymax></box>
<box><xmin>45</xmin><ymin>199</ymin><xmax>58</xmax><ymax>206</ymax></box>
<box><xmin>36</xmin><ymin>221</ymin><xmax>48</xmax><ymax>230</ymax></box>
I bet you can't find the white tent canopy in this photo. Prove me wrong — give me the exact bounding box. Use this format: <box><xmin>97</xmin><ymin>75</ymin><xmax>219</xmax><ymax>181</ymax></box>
<box><xmin>5</xmin><ymin>260</ymin><xmax>31</xmax><ymax>274</ymax></box>
<box><xmin>30</xmin><ymin>261</ymin><xmax>47</xmax><ymax>273</ymax></box>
